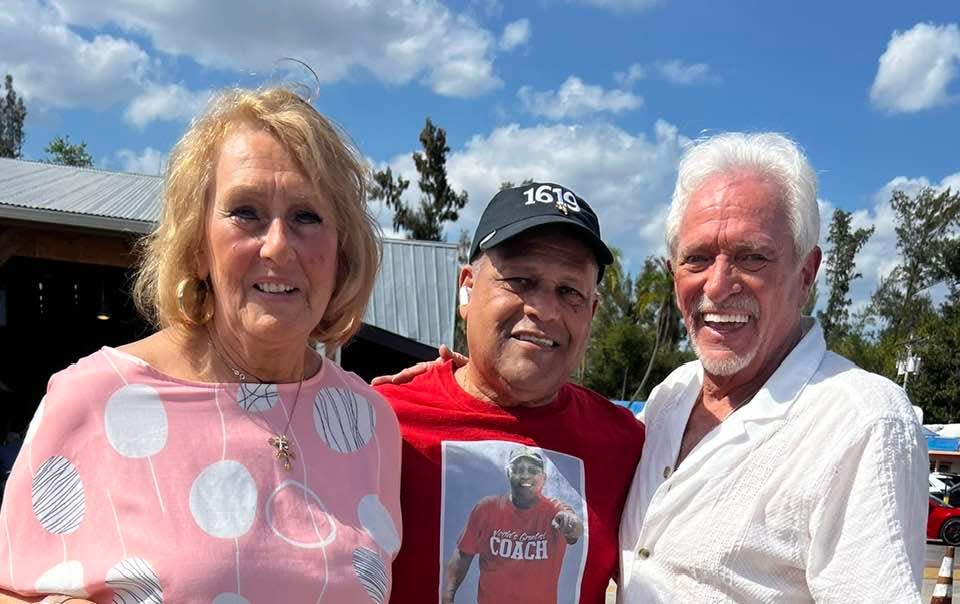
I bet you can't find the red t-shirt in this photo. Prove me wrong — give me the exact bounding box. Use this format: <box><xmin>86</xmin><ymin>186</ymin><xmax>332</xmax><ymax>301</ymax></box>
<box><xmin>376</xmin><ymin>361</ymin><xmax>645</xmax><ymax>603</ymax></box>
<box><xmin>459</xmin><ymin>494</ymin><xmax>569</xmax><ymax>604</ymax></box>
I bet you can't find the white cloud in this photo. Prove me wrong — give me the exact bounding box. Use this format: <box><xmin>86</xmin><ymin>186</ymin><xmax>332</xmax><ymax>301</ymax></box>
<box><xmin>615</xmin><ymin>63</ymin><xmax>647</xmax><ymax>87</ymax></box>
<box><xmin>518</xmin><ymin>76</ymin><xmax>643</xmax><ymax>120</ymax></box>
<box><xmin>116</xmin><ymin>147</ymin><xmax>167</xmax><ymax>175</ymax></box>
<box><xmin>52</xmin><ymin>0</ymin><xmax>503</xmax><ymax>98</ymax></box>
<box><xmin>500</xmin><ymin>19</ymin><xmax>531</xmax><ymax>51</ymax></box>
<box><xmin>870</xmin><ymin>22</ymin><xmax>960</xmax><ymax>113</ymax></box>
<box><xmin>871</xmin><ymin>172</ymin><xmax>960</xmax><ymax>205</ymax></box>
<box><xmin>375</xmin><ymin>119</ymin><xmax>689</xmax><ymax>272</ymax></box>
<box><xmin>449</xmin><ymin>120</ymin><xmax>688</xmax><ymax>268</ymax></box>
<box><xmin>656</xmin><ymin>60</ymin><xmax>715</xmax><ymax>85</ymax></box>
<box><xmin>424</xmin><ymin>16</ymin><xmax>502</xmax><ymax>97</ymax></box>
<box><xmin>2</xmin><ymin>0</ymin><xmax>508</xmax><ymax>125</ymax></box>
<box><xmin>942</xmin><ymin>172</ymin><xmax>960</xmax><ymax>192</ymax></box>
<box><xmin>124</xmin><ymin>84</ymin><xmax>212</xmax><ymax>129</ymax></box>
<box><xmin>0</xmin><ymin>0</ymin><xmax>149</xmax><ymax>108</ymax></box>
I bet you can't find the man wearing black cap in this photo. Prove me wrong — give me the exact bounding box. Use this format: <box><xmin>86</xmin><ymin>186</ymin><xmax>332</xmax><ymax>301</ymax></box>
<box><xmin>376</xmin><ymin>183</ymin><xmax>645</xmax><ymax>603</ymax></box>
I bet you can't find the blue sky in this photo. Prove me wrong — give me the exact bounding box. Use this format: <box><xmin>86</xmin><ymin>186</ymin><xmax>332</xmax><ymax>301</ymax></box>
<box><xmin>3</xmin><ymin>0</ymin><xmax>959</xmax><ymax>309</ymax></box>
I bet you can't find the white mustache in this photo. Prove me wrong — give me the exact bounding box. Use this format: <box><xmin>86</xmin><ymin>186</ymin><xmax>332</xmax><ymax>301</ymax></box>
<box><xmin>695</xmin><ymin>294</ymin><xmax>760</xmax><ymax>318</ymax></box>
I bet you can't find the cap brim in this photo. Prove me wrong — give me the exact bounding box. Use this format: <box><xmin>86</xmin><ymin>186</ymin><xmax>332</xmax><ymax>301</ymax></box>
<box><xmin>509</xmin><ymin>454</ymin><xmax>544</xmax><ymax>466</ymax></box>
<box><xmin>477</xmin><ymin>214</ymin><xmax>614</xmax><ymax>266</ymax></box>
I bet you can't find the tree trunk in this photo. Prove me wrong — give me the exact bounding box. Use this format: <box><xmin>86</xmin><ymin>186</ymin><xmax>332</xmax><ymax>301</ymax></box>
<box><xmin>630</xmin><ymin>298</ymin><xmax>667</xmax><ymax>402</ymax></box>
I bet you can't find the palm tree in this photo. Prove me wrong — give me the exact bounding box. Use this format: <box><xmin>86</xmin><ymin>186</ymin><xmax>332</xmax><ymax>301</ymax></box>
<box><xmin>629</xmin><ymin>256</ymin><xmax>679</xmax><ymax>402</ymax></box>
<box><xmin>581</xmin><ymin>248</ymin><xmax>632</xmax><ymax>382</ymax></box>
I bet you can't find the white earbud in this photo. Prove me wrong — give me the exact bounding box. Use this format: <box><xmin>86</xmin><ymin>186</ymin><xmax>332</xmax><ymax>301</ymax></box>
<box><xmin>459</xmin><ymin>285</ymin><xmax>471</xmax><ymax>306</ymax></box>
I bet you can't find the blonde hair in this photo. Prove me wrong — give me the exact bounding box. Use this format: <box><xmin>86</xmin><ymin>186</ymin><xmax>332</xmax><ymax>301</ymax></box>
<box><xmin>133</xmin><ymin>87</ymin><xmax>381</xmax><ymax>348</ymax></box>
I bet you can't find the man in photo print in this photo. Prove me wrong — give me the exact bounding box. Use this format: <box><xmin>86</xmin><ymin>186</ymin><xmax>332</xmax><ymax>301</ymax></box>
<box><xmin>442</xmin><ymin>446</ymin><xmax>583</xmax><ymax>604</ymax></box>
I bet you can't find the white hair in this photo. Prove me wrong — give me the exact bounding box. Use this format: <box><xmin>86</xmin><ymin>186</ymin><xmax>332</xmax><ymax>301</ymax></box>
<box><xmin>666</xmin><ymin>132</ymin><xmax>819</xmax><ymax>261</ymax></box>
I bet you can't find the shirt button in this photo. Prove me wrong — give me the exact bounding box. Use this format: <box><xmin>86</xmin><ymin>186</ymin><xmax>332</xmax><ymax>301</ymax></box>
<box><xmin>637</xmin><ymin>548</ymin><xmax>651</xmax><ymax>560</ymax></box>
<box><xmin>663</xmin><ymin>466</ymin><xmax>672</xmax><ymax>479</ymax></box>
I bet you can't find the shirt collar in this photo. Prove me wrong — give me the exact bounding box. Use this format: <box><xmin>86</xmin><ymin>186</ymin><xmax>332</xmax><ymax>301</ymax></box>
<box><xmin>667</xmin><ymin>318</ymin><xmax>826</xmax><ymax>475</ymax></box>
<box><xmin>729</xmin><ymin>316</ymin><xmax>825</xmax><ymax>428</ymax></box>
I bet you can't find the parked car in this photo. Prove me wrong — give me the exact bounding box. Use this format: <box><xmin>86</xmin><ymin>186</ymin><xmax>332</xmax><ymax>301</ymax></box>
<box><xmin>931</xmin><ymin>472</ymin><xmax>960</xmax><ymax>494</ymax></box>
<box><xmin>928</xmin><ymin>495</ymin><xmax>960</xmax><ymax>545</ymax></box>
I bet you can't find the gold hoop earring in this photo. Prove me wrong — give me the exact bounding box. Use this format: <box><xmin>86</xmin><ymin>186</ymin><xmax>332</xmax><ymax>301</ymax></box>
<box><xmin>176</xmin><ymin>277</ymin><xmax>215</xmax><ymax>325</ymax></box>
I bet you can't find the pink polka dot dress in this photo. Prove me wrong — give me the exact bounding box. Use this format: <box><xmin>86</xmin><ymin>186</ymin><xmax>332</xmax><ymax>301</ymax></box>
<box><xmin>0</xmin><ymin>347</ymin><xmax>402</xmax><ymax>603</ymax></box>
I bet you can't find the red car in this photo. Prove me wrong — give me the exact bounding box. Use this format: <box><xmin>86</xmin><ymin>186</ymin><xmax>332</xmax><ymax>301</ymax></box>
<box><xmin>929</xmin><ymin>495</ymin><xmax>960</xmax><ymax>545</ymax></box>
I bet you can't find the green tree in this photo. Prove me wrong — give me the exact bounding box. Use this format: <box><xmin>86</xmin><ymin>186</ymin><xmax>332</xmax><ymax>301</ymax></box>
<box><xmin>802</xmin><ymin>280</ymin><xmax>818</xmax><ymax>317</ymax></box>
<box><xmin>499</xmin><ymin>179</ymin><xmax>534</xmax><ymax>191</ymax></box>
<box><xmin>873</xmin><ymin>186</ymin><xmax>960</xmax><ymax>341</ymax></box>
<box><xmin>839</xmin><ymin>186</ymin><xmax>960</xmax><ymax>418</ymax></box>
<box><xmin>937</xmin><ymin>238</ymin><xmax>960</xmax><ymax>289</ymax></box>
<box><xmin>817</xmin><ymin>209</ymin><xmax>874</xmax><ymax>343</ymax></box>
<box><xmin>453</xmin><ymin>229</ymin><xmax>471</xmax><ymax>354</ymax></box>
<box><xmin>0</xmin><ymin>74</ymin><xmax>27</xmax><ymax>159</ymax></box>
<box><xmin>370</xmin><ymin>118</ymin><xmax>468</xmax><ymax>241</ymax></box>
<box><xmin>369</xmin><ymin>165</ymin><xmax>410</xmax><ymax>240</ymax></box>
<box><xmin>582</xmin><ymin>251</ymin><xmax>691</xmax><ymax>401</ymax></box>
<box><xmin>899</xmin><ymin>296</ymin><xmax>960</xmax><ymax>423</ymax></box>
<box><xmin>595</xmin><ymin>248</ymin><xmax>633</xmax><ymax>324</ymax></box>
<box><xmin>582</xmin><ymin>249</ymin><xmax>635</xmax><ymax>394</ymax></box>
<box><xmin>628</xmin><ymin>256</ymin><xmax>681</xmax><ymax>401</ymax></box>
<box><xmin>44</xmin><ymin>135</ymin><xmax>93</xmax><ymax>167</ymax></box>
<box><xmin>798</xmin><ymin>188</ymin><xmax>960</xmax><ymax>419</ymax></box>
<box><xmin>585</xmin><ymin>319</ymin><xmax>649</xmax><ymax>399</ymax></box>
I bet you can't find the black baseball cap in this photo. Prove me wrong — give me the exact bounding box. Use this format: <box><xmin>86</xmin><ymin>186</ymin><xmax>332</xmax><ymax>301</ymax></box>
<box><xmin>469</xmin><ymin>182</ymin><xmax>614</xmax><ymax>282</ymax></box>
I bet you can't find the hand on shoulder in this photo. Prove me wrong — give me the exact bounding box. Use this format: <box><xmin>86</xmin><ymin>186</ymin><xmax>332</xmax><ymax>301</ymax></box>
<box><xmin>371</xmin><ymin>345</ymin><xmax>468</xmax><ymax>386</ymax></box>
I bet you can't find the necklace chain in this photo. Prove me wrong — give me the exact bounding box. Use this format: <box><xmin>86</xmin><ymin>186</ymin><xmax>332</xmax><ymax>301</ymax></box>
<box><xmin>207</xmin><ymin>330</ymin><xmax>306</xmax><ymax>471</ymax></box>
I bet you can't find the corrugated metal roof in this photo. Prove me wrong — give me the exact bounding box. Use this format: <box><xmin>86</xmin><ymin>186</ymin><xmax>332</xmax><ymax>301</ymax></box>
<box><xmin>366</xmin><ymin>238</ymin><xmax>459</xmax><ymax>349</ymax></box>
<box><xmin>0</xmin><ymin>157</ymin><xmax>162</xmax><ymax>233</ymax></box>
<box><xmin>0</xmin><ymin>157</ymin><xmax>459</xmax><ymax>349</ymax></box>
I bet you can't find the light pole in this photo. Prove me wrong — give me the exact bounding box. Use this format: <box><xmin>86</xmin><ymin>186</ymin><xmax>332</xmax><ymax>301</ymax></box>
<box><xmin>896</xmin><ymin>336</ymin><xmax>926</xmax><ymax>394</ymax></box>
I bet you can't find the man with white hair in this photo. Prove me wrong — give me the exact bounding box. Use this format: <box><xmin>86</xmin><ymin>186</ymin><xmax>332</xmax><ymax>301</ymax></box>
<box><xmin>618</xmin><ymin>133</ymin><xmax>928</xmax><ymax>602</ymax></box>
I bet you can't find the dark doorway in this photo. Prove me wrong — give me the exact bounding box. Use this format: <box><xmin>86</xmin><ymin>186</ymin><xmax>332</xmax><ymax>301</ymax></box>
<box><xmin>0</xmin><ymin>258</ymin><xmax>443</xmax><ymax>431</ymax></box>
<box><xmin>0</xmin><ymin>257</ymin><xmax>151</xmax><ymax>434</ymax></box>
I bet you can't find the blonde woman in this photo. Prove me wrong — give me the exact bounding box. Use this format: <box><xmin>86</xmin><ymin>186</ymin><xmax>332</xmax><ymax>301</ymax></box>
<box><xmin>0</xmin><ymin>88</ymin><xmax>401</xmax><ymax>603</ymax></box>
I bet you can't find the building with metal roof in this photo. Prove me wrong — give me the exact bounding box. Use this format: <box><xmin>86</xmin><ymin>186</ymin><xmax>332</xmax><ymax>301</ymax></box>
<box><xmin>0</xmin><ymin>156</ymin><xmax>458</xmax><ymax>348</ymax></box>
<box><xmin>926</xmin><ymin>426</ymin><xmax>960</xmax><ymax>473</ymax></box>
<box><xmin>0</xmin><ymin>157</ymin><xmax>460</xmax><ymax>429</ymax></box>
<box><xmin>0</xmin><ymin>157</ymin><xmax>161</xmax><ymax>234</ymax></box>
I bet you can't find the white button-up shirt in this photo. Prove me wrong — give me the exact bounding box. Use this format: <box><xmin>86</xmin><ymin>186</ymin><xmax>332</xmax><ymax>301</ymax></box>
<box><xmin>619</xmin><ymin>319</ymin><xmax>928</xmax><ymax>603</ymax></box>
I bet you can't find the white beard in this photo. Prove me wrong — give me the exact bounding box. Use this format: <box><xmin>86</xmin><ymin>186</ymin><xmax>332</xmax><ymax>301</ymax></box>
<box><xmin>689</xmin><ymin>334</ymin><xmax>758</xmax><ymax>376</ymax></box>
<box><xmin>686</xmin><ymin>292</ymin><xmax>761</xmax><ymax>376</ymax></box>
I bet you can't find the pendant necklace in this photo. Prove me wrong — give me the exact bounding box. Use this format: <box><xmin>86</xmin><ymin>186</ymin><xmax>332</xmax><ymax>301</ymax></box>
<box><xmin>207</xmin><ymin>331</ymin><xmax>305</xmax><ymax>471</ymax></box>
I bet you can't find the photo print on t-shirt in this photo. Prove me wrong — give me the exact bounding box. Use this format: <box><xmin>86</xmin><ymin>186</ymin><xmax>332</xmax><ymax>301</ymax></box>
<box><xmin>439</xmin><ymin>440</ymin><xmax>588</xmax><ymax>604</ymax></box>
